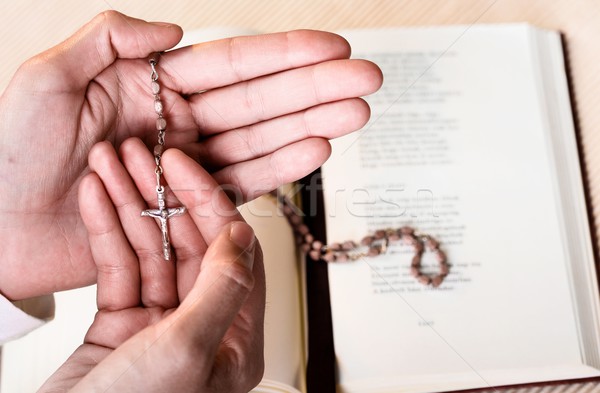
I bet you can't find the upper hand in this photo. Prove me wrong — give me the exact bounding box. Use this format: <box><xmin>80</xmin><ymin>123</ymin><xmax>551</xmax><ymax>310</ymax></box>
<box><xmin>0</xmin><ymin>11</ymin><xmax>382</xmax><ymax>299</ymax></box>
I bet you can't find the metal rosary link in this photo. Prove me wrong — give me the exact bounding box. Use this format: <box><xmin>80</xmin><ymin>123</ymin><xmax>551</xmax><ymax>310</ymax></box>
<box><xmin>141</xmin><ymin>54</ymin><xmax>186</xmax><ymax>261</ymax></box>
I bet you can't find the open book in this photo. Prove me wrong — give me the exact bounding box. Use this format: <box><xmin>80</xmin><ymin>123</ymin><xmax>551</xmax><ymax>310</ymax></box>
<box><xmin>190</xmin><ymin>24</ymin><xmax>600</xmax><ymax>392</ymax></box>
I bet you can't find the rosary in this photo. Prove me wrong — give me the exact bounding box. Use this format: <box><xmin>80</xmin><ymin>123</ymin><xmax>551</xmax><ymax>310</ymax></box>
<box><xmin>141</xmin><ymin>54</ymin><xmax>186</xmax><ymax>261</ymax></box>
<box><xmin>141</xmin><ymin>54</ymin><xmax>449</xmax><ymax>286</ymax></box>
<box><xmin>272</xmin><ymin>192</ymin><xmax>450</xmax><ymax>288</ymax></box>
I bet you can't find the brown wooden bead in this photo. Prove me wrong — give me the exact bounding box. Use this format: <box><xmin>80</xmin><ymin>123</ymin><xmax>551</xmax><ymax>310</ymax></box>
<box><xmin>308</xmin><ymin>250</ymin><xmax>321</xmax><ymax>261</ymax></box>
<box><xmin>312</xmin><ymin>240</ymin><xmax>323</xmax><ymax>250</ymax></box>
<box><xmin>342</xmin><ymin>241</ymin><xmax>356</xmax><ymax>251</ymax></box>
<box><xmin>411</xmin><ymin>254</ymin><xmax>421</xmax><ymax>267</ymax></box>
<box><xmin>402</xmin><ymin>234</ymin><xmax>417</xmax><ymax>245</ymax></box>
<box><xmin>297</xmin><ymin>224</ymin><xmax>309</xmax><ymax>235</ymax></box>
<box><xmin>290</xmin><ymin>215</ymin><xmax>301</xmax><ymax>225</ymax></box>
<box><xmin>336</xmin><ymin>252</ymin><xmax>349</xmax><ymax>262</ymax></box>
<box><xmin>322</xmin><ymin>252</ymin><xmax>336</xmax><ymax>262</ymax></box>
<box><xmin>374</xmin><ymin>230</ymin><xmax>386</xmax><ymax>239</ymax></box>
<box><xmin>367</xmin><ymin>247</ymin><xmax>380</xmax><ymax>257</ymax></box>
<box><xmin>399</xmin><ymin>226</ymin><xmax>414</xmax><ymax>235</ymax></box>
<box><xmin>435</xmin><ymin>250</ymin><xmax>447</xmax><ymax>264</ymax></box>
<box><xmin>426</xmin><ymin>238</ymin><xmax>440</xmax><ymax>251</ymax></box>
<box><xmin>361</xmin><ymin>236</ymin><xmax>374</xmax><ymax>246</ymax></box>
<box><xmin>418</xmin><ymin>275</ymin><xmax>432</xmax><ymax>285</ymax></box>
<box><xmin>440</xmin><ymin>263</ymin><xmax>450</xmax><ymax>276</ymax></box>
<box><xmin>282</xmin><ymin>205</ymin><xmax>293</xmax><ymax>216</ymax></box>
<box><xmin>413</xmin><ymin>241</ymin><xmax>424</xmax><ymax>254</ymax></box>
<box><xmin>304</xmin><ymin>233</ymin><xmax>314</xmax><ymax>244</ymax></box>
<box><xmin>431</xmin><ymin>275</ymin><xmax>444</xmax><ymax>288</ymax></box>
<box><xmin>410</xmin><ymin>267</ymin><xmax>420</xmax><ymax>277</ymax></box>
<box><xmin>388</xmin><ymin>233</ymin><xmax>400</xmax><ymax>241</ymax></box>
<box><xmin>329</xmin><ymin>242</ymin><xmax>342</xmax><ymax>251</ymax></box>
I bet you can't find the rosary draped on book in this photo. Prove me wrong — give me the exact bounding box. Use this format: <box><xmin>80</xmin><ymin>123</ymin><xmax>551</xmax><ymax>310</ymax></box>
<box><xmin>271</xmin><ymin>192</ymin><xmax>450</xmax><ymax>287</ymax></box>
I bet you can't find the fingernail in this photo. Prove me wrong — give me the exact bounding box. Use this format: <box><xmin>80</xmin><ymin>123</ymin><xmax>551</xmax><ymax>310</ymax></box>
<box><xmin>230</xmin><ymin>222</ymin><xmax>256</xmax><ymax>267</ymax></box>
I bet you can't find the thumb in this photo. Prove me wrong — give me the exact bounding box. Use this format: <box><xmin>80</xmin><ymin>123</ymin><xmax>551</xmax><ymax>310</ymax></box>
<box><xmin>19</xmin><ymin>11</ymin><xmax>182</xmax><ymax>91</ymax></box>
<box><xmin>174</xmin><ymin>221</ymin><xmax>258</xmax><ymax>352</ymax></box>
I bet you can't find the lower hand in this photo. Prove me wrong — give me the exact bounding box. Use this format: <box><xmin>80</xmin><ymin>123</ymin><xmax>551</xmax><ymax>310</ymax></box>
<box><xmin>39</xmin><ymin>140</ymin><xmax>265</xmax><ymax>392</ymax></box>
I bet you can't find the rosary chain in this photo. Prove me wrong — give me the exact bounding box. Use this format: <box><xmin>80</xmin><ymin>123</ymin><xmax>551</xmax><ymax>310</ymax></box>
<box><xmin>150</xmin><ymin>55</ymin><xmax>167</xmax><ymax>191</ymax></box>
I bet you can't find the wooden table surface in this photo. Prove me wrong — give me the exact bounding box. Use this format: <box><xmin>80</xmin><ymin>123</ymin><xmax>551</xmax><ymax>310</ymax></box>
<box><xmin>1</xmin><ymin>1</ymin><xmax>599</xmax><ymax>392</ymax></box>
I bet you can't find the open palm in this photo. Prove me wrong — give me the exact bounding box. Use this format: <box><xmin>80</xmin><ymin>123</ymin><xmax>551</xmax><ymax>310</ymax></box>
<box><xmin>0</xmin><ymin>11</ymin><xmax>382</xmax><ymax>300</ymax></box>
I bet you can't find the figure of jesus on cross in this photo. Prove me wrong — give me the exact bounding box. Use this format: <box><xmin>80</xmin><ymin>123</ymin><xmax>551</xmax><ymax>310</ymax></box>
<box><xmin>141</xmin><ymin>185</ymin><xmax>186</xmax><ymax>260</ymax></box>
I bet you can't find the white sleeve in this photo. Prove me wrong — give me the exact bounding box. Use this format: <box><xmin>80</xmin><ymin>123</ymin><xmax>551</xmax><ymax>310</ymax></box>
<box><xmin>0</xmin><ymin>294</ymin><xmax>54</xmax><ymax>345</ymax></box>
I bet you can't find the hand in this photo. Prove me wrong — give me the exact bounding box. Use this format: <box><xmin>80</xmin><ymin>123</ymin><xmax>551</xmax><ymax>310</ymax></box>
<box><xmin>0</xmin><ymin>11</ymin><xmax>382</xmax><ymax>300</ymax></box>
<box><xmin>39</xmin><ymin>140</ymin><xmax>265</xmax><ymax>393</ymax></box>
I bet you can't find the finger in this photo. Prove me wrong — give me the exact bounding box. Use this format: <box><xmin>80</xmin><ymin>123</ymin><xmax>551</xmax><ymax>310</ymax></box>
<box><xmin>69</xmin><ymin>223</ymin><xmax>263</xmax><ymax>393</ymax></box>
<box><xmin>159</xmin><ymin>30</ymin><xmax>350</xmax><ymax>94</ymax></box>
<box><xmin>212</xmin><ymin>137</ymin><xmax>331</xmax><ymax>203</ymax></box>
<box><xmin>18</xmin><ymin>11</ymin><xmax>182</xmax><ymax>91</ymax></box>
<box><xmin>183</xmin><ymin>98</ymin><xmax>370</xmax><ymax>170</ymax></box>
<box><xmin>189</xmin><ymin>59</ymin><xmax>382</xmax><ymax>134</ymax></box>
<box><xmin>161</xmin><ymin>149</ymin><xmax>246</xmax><ymax>242</ymax></box>
<box><xmin>160</xmin><ymin>148</ymin><xmax>252</xmax><ymax>297</ymax></box>
<box><xmin>118</xmin><ymin>138</ymin><xmax>208</xmax><ymax>298</ymax></box>
<box><xmin>78</xmin><ymin>173</ymin><xmax>140</xmax><ymax>311</ymax></box>
<box><xmin>89</xmin><ymin>141</ymin><xmax>178</xmax><ymax>308</ymax></box>
<box><xmin>172</xmin><ymin>221</ymin><xmax>264</xmax><ymax>392</ymax></box>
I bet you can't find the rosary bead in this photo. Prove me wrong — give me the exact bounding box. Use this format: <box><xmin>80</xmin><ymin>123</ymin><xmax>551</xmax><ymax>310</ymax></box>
<box><xmin>435</xmin><ymin>250</ymin><xmax>447</xmax><ymax>264</ymax></box>
<box><xmin>402</xmin><ymin>234</ymin><xmax>417</xmax><ymax>246</ymax></box>
<box><xmin>426</xmin><ymin>237</ymin><xmax>439</xmax><ymax>251</ymax></box>
<box><xmin>156</xmin><ymin>117</ymin><xmax>167</xmax><ymax>131</ymax></box>
<box><xmin>418</xmin><ymin>275</ymin><xmax>431</xmax><ymax>285</ymax></box>
<box><xmin>336</xmin><ymin>252</ymin><xmax>349</xmax><ymax>262</ymax></box>
<box><xmin>297</xmin><ymin>224</ymin><xmax>309</xmax><ymax>235</ymax></box>
<box><xmin>304</xmin><ymin>233</ymin><xmax>314</xmax><ymax>244</ymax></box>
<box><xmin>431</xmin><ymin>275</ymin><xmax>444</xmax><ymax>288</ymax></box>
<box><xmin>329</xmin><ymin>242</ymin><xmax>341</xmax><ymax>251</ymax></box>
<box><xmin>322</xmin><ymin>252</ymin><xmax>336</xmax><ymax>262</ymax></box>
<box><xmin>154</xmin><ymin>99</ymin><xmax>164</xmax><ymax>115</ymax></box>
<box><xmin>309</xmin><ymin>250</ymin><xmax>321</xmax><ymax>261</ymax></box>
<box><xmin>342</xmin><ymin>241</ymin><xmax>356</xmax><ymax>251</ymax></box>
<box><xmin>410</xmin><ymin>267</ymin><xmax>420</xmax><ymax>277</ymax></box>
<box><xmin>374</xmin><ymin>230</ymin><xmax>386</xmax><ymax>239</ymax></box>
<box><xmin>411</xmin><ymin>254</ymin><xmax>421</xmax><ymax>267</ymax></box>
<box><xmin>154</xmin><ymin>145</ymin><xmax>165</xmax><ymax>158</ymax></box>
<box><xmin>361</xmin><ymin>236</ymin><xmax>374</xmax><ymax>246</ymax></box>
<box><xmin>399</xmin><ymin>226</ymin><xmax>414</xmax><ymax>235</ymax></box>
<box><xmin>290</xmin><ymin>214</ymin><xmax>302</xmax><ymax>225</ymax></box>
<box><xmin>367</xmin><ymin>247</ymin><xmax>380</xmax><ymax>257</ymax></box>
<box><xmin>312</xmin><ymin>240</ymin><xmax>323</xmax><ymax>250</ymax></box>
<box><xmin>413</xmin><ymin>241</ymin><xmax>424</xmax><ymax>254</ymax></box>
<box><xmin>151</xmin><ymin>81</ymin><xmax>161</xmax><ymax>95</ymax></box>
<box><xmin>388</xmin><ymin>233</ymin><xmax>400</xmax><ymax>242</ymax></box>
<box><xmin>440</xmin><ymin>263</ymin><xmax>450</xmax><ymax>276</ymax></box>
<box><xmin>282</xmin><ymin>204</ymin><xmax>293</xmax><ymax>216</ymax></box>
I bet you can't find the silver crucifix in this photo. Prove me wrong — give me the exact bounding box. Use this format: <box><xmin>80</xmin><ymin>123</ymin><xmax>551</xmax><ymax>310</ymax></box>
<box><xmin>141</xmin><ymin>185</ymin><xmax>186</xmax><ymax>260</ymax></box>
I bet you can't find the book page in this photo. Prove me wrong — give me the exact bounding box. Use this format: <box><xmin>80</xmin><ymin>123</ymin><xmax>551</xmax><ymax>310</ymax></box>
<box><xmin>240</xmin><ymin>196</ymin><xmax>304</xmax><ymax>393</ymax></box>
<box><xmin>322</xmin><ymin>26</ymin><xmax>597</xmax><ymax>393</ymax></box>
